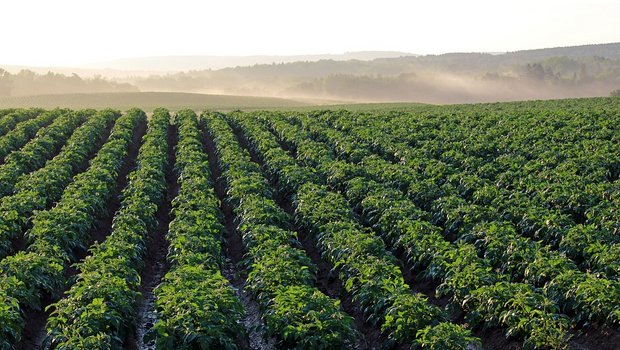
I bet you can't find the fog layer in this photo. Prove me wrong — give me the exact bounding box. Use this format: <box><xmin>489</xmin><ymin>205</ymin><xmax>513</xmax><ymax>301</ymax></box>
<box><xmin>2</xmin><ymin>43</ymin><xmax>620</xmax><ymax>104</ymax></box>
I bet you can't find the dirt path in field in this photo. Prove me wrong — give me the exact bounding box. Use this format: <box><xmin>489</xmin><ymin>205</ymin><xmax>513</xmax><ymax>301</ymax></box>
<box><xmin>15</xmin><ymin>118</ymin><xmax>147</xmax><ymax>350</ymax></box>
<box><xmin>201</xmin><ymin>124</ymin><xmax>275</xmax><ymax>350</ymax></box>
<box><xmin>231</xmin><ymin>123</ymin><xmax>391</xmax><ymax>350</ymax></box>
<box><xmin>127</xmin><ymin>123</ymin><xmax>177</xmax><ymax>350</ymax></box>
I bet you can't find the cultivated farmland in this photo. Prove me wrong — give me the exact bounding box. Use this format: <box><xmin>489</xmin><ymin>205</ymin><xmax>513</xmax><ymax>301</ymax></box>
<box><xmin>0</xmin><ymin>98</ymin><xmax>618</xmax><ymax>350</ymax></box>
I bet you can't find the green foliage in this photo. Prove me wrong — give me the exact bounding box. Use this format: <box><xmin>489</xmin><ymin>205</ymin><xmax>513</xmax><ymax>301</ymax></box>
<box><xmin>415</xmin><ymin>322</ymin><xmax>482</xmax><ymax>350</ymax></box>
<box><xmin>266</xmin><ymin>286</ymin><xmax>355</xmax><ymax>349</ymax></box>
<box><xmin>0</xmin><ymin>109</ymin><xmax>119</xmax><ymax>259</ymax></box>
<box><xmin>153</xmin><ymin>109</ymin><xmax>244</xmax><ymax>349</ymax></box>
<box><xmin>463</xmin><ymin>282</ymin><xmax>570</xmax><ymax>348</ymax></box>
<box><xmin>0</xmin><ymin>109</ymin><xmax>143</xmax><ymax>346</ymax></box>
<box><xmin>0</xmin><ymin>108</ymin><xmax>41</xmax><ymax>138</ymax></box>
<box><xmin>236</xmin><ymin>107</ymin><xmax>616</xmax><ymax>349</ymax></box>
<box><xmin>239</xmin><ymin>110</ymin><xmax>472</xmax><ymax>346</ymax></box>
<box><xmin>47</xmin><ymin>108</ymin><xmax>166</xmax><ymax>348</ymax></box>
<box><xmin>0</xmin><ymin>108</ymin><xmax>89</xmax><ymax>196</ymax></box>
<box><xmin>285</xmin><ymin>105</ymin><xmax>620</xmax><ymax>331</ymax></box>
<box><xmin>205</xmin><ymin>111</ymin><xmax>356</xmax><ymax>348</ymax></box>
<box><xmin>383</xmin><ymin>294</ymin><xmax>445</xmax><ymax>343</ymax></box>
<box><xmin>153</xmin><ymin>266</ymin><xmax>243</xmax><ymax>350</ymax></box>
<box><xmin>1</xmin><ymin>99</ymin><xmax>618</xmax><ymax>349</ymax></box>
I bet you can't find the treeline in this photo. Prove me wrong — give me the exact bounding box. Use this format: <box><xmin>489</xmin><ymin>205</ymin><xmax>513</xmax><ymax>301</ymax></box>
<box><xmin>130</xmin><ymin>54</ymin><xmax>620</xmax><ymax>103</ymax></box>
<box><xmin>0</xmin><ymin>69</ymin><xmax>138</xmax><ymax>97</ymax></box>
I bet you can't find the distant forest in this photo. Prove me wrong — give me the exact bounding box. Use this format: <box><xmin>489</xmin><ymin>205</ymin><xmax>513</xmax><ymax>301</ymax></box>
<box><xmin>130</xmin><ymin>43</ymin><xmax>620</xmax><ymax>103</ymax></box>
<box><xmin>0</xmin><ymin>69</ymin><xmax>137</xmax><ymax>97</ymax></box>
<box><xmin>3</xmin><ymin>42</ymin><xmax>620</xmax><ymax>103</ymax></box>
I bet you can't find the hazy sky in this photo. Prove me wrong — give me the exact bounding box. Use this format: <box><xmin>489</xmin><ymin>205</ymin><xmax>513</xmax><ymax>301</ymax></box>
<box><xmin>2</xmin><ymin>0</ymin><xmax>619</xmax><ymax>66</ymax></box>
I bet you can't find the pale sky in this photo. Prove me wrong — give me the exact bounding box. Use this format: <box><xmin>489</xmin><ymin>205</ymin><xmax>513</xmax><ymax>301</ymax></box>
<box><xmin>2</xmin><ymin>0</ymin><xmax>619</xmax><ymax>67</ymax></box>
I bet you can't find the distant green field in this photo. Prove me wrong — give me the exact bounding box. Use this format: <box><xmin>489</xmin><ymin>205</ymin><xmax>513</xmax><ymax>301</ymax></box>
<box><xmin>4</xmin><ymin>91</ymin><xmax>612</xmax><ymax>114</ymax></box>
<box><xmin>0</xmin><ymin>92</ymin><xmax>310</xmax><ymax>112</ymax></box>
<box><xmin>0</xmin><ymin>91</ymin><xmax>437</xmax><ymax>113</ymax></box>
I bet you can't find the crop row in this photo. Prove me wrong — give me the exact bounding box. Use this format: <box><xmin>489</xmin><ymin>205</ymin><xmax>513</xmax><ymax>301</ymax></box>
<box><xmin>0</xmin><ymin>109</ymin><xmax>17</xmax><ymax>118</ymax></box>
<box><xmin>47</xmin><ymin>108</ymin><xmax>169</xmax><ymax>349</ymax></box>
<box><xmin>0</xmin><ymin>109</ymin><xmax>144</xmax><ymax>348</ymax></box>
<box><xmin>319</xmin><ymin>110</ymin><xmax>620</xmax><ymax>279</ymax></box>
<box><xmin>230</xmin><ymin>113</ymin><xmax>480</xmax><ymax>349</ymax></box>
<box><xmin>264</xmin><ymin>113</ymin><xmax>604</xmax><ymax>348</ymax></box>
<box><xmin>242</xmin><ymin>112</ymin><xmax>581</xmax><ymax>349</ymax></box>
<box><xmin>0</xmin><ymin>109</ymin><xmax>119</xmax><ymax>259</ymax></box>
<box><xmin>204</xmin><ymin>112</ymin><xmax>357</xmax><ymax>349</ymax></box>
<box><xmin>152</xmin><ymin>110</ymin><xmax>244</xmax><ymax>349</ymax></box>
<box><xmin>0</xmin><ymin>109</ymin><xmax>41</xmax><ymax>139</ymax></box>
<box><xmin>0</xmin><ymin>109</ymin><xmax>89</xmax><ymax>198</ymax></box>
<box><xmin>284</xmin><ymin>112</ymin><xmax>620</xmax><ymax>326</ymax></box>
<box><xmin>0</xmin><ymin>108</ymin><xmax>58</xmax><ymax>163</ymax></box>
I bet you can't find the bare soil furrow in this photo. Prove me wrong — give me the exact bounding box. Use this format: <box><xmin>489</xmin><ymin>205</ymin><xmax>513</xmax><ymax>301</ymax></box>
<box><xmin>127</xmin><ymin>123</ymin><xmax>177</xmax><ymax>350</ymax></box>
<box><xmin>201</xmin><ymin>124</ymin><xmax>275</xmax><ymax>350</ymax></box>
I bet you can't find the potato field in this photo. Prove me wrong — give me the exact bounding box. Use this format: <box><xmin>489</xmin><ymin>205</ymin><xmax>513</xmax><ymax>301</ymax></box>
<box><xmin>0</xmin><ymin>98</ymin><xmax>618</xmax><ymax>350</ymax></box>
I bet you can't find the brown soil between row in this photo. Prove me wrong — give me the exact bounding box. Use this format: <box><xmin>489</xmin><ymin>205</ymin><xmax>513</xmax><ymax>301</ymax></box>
<box><xmin>125</xmin><ymin>122</ymin><xmax>178</xmax><ymax>350</ymax></box>
<box><xmin>201</xmin><ymin>123</ymin><xmax>276</xmax><ymax>350</ymax></box>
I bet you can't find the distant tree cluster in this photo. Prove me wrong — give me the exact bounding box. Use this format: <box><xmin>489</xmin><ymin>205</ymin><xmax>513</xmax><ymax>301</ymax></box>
<box><xmin>0</xmin><ymin>69</ymin><xmax>138</xmax><ymax>97</ymax></box>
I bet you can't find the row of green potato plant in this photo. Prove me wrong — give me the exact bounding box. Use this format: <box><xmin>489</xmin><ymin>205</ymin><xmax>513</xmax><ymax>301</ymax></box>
<box><xmin>299</xmin><ymin>112</ymin><xmax>616</xmax><ymax>278</ymax></box>
<box><xmin>296</xmin><ymin>183</ymin><xmax>482</xmax><ymax>349</ymax></box>
<box><xmin>230</xmin><ymin>112</ymin><xmax>480</xmax><ymax>350</ymax></box>
<box><xmin>0</xmin><ymin>109</ymin><xmax>144</xmax><ymax>348</ymax></box>
<box><xmin>294</xmin><ymin>113</ymin><xmax>620</xmax><ymax>323</ymax></box>
<box><xmin>0</xmin><ymin>109</ymin><xmax>14</xmax><ymax>114</ymax></box>
<box><xmin>290</xmin><ymin>112</ymin><xmax>603</xmax><ymax>334</ymax></box>
<box><xmin>564</xmin><ymin>222</ymin><xmax>619</xmax><ymax>279</ymax></box>
<box><xmin>46</xmin><ymin>108</ymin><xmax>169</xmax><ymax>349</ymax></box>
<box><xmin>205</xmin><ymin>111</ymin><xmax>356</xmax><ymax>349</ymax></box>
<box><xmin>0</xmin><ymin>110</ymin><xmax>12</xmax><ymax>118</ymax></box>
<box><xmin>256</xmin><ymin>112</ymin><xmax>571</xmax><ymax>349</ymax></box>
<box><xmin>0</xmin><ymin>109</ymin><xmax>41</xmax><ymax>138</ymax></box>
<box><xmin>468</xmin><ymin>222</ymin><xmax>620</xmax><ymax>325</ymax></box>
<box><xmin>426</xmin><ymin>164</ymin><xmax>617</xmax><ymax>281</ymax></box>
<box><xmin>319</xmin><ymin>109</ymin><xmax>619</xmax><ymax>278</ymax></box>
<box><xmin>0</xmin><ymin>109</ymin><xmax>119</xmax><ymax>259</ymax></box>
<box><xmin>359</xmin><ymin>150</ymin><xmax>618</xmax><ymax>281</ymax></box>
<box><xmin>0</xmin><ymin>109</ymin><xmax>88</xmax><ymax>198</ymax></box>
<box><xmin>151</xmin><ymin>109</ymin><xmax>245</xmax><ymax>349</ymax></box>
<box><xmin>326</xmin><ymin>105</ymin><xmax>617</xmax><ymax>217</ymax></box>
<box><xmin>0</xmin><ymin>108</ymin><xmax>57</xmax><ymax>162</ymax></box>
<box><xmin>292</xmin><ymin>112</ymin><xmax>620</xmax><ymax>320</ymax></box>
<box><xmin>0</xmin><ymin>109</ymin><xmax>18</xmax><ymax>117</ymax></box>
<box><xmin>350</xmin><ymin>179</ymin><xmax>574</xmax><ymax>349</ymax></box>
<box><xmin>0</xmin><ymin>109</ymin><xmax>17</xmax><ymax>117</ymax></box>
